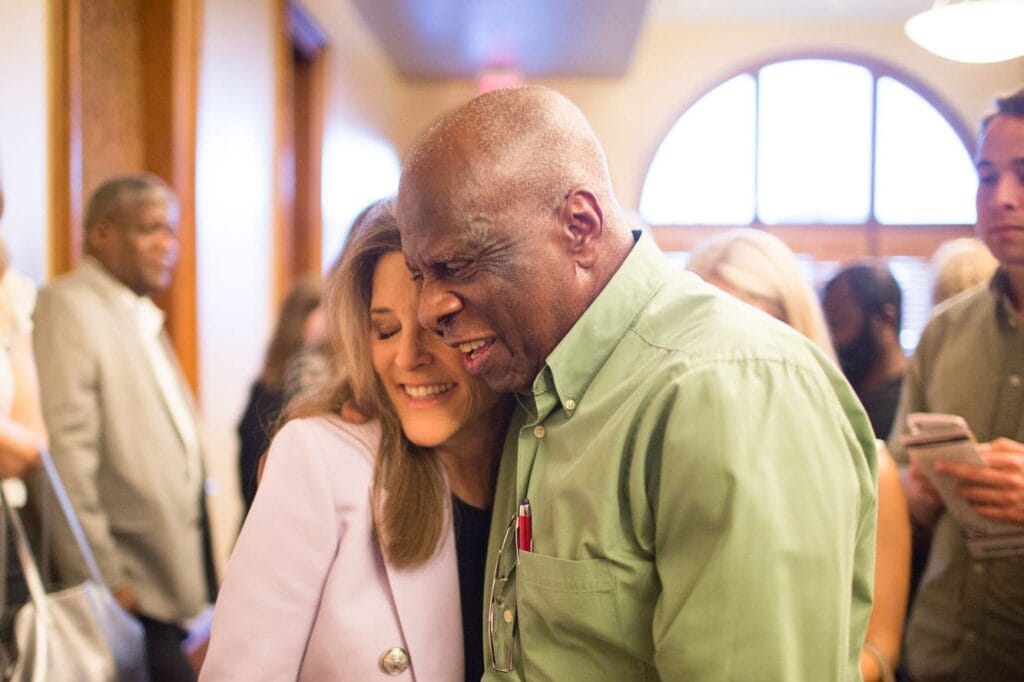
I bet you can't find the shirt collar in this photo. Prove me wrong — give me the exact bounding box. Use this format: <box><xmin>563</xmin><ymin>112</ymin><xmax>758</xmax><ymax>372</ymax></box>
<box><xmin>82</xmin><ymin>256</ymin><xmax>165</xmax><ymax>336</ymax></box>
<box><xmin>529</xmin><ymin>232</ymin><xmax>673</xmax><ymax>417</ymax></box>
<box><xmin>989</xmin><ymin>267</ymin><xmax>1019</xmax><ymax>329</ymax></box>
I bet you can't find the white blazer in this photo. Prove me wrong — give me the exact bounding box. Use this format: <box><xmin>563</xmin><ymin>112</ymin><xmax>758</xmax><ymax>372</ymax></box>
<box><xmin>201</xmin><ymin>417</ymin><xmax>464</xmax><ymax>681</ymax></box>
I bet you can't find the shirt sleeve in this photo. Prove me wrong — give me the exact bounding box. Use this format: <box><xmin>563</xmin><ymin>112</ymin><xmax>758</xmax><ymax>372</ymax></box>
<box><xmin>637</xmin><ymin>358</ymin><xmax>877</xmax><ymax>681</ymax></box>
<box><xmin>200</xmin><ymin>420</ymin><xmax>355</xmax><ymax>681</ymax></box>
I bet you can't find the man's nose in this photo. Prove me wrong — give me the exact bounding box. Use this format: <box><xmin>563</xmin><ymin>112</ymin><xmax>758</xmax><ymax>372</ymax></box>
<box><xmin>417</xmin><ymin>283</ymin><xmax>462</xmax><ymax>335</ymax></box>
<box><xmin>994</xmin><ymin>174</ymin><xmax>1024</xmax><ymax>209</ymax></box>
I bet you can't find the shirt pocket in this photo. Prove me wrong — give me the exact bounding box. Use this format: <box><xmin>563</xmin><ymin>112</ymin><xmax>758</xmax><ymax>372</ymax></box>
<box><xmin>517</xmin><ymin>552</ymin><xmax>643</xmax><ymax>681</ymax></box>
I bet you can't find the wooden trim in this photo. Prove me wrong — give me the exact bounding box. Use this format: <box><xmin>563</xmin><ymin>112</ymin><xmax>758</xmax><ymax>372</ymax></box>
<box><xmin>292</xmin><ymin>45</ymin><xmax>325</xmax><ymax>276</ymax></box>
<box><xmin>272</xmin><ymin>0</ymin><xmax>292</xmax><ymax>305</ymax></box>
<box><xmin>48</xmin><ymin>0</ymin><xmax>83</xmax><ymax>277</ymax></box>
<box><xmin>142</xmin><ymin>0</ymin><xmax>202</xmax><ymax>392</ymax></box>
<box><xmin>274</xmin><ymin>0</ymin><xmax>328</xmax><ymax>303</ymax></box>
<box><xmin>651</xmin><ymin>224</ymin><xmax>977</xmax><ymax>261</ymax></box>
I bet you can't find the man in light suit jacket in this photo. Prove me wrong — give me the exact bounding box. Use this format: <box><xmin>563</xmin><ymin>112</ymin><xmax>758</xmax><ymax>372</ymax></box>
<box><xmin>33</xmin><ymin>173</ymin><xmax>214</xmax><ymax>681</ymax></box>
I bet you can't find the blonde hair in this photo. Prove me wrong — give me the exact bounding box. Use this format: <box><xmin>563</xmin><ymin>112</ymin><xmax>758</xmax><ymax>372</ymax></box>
<box><xmin>930</xmin><ymin>237</ymin><xmax>998</xmax><ymax>306</ymax></box>
<box><xmin>285</xmin><ymin>200</ymin><xmax>447</xmax><ymax>568</ymax></box>
<box><xmin>688</xmin><ymin>228</ymin><xmax>836</xmax><ymax>360</ymax></box>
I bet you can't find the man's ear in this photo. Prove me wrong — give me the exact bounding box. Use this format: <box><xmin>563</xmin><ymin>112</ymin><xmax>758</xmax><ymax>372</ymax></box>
<box><xmin>559</xmin><ymin>188</ymin><xmax>603</xmax><ymax>269</ymax></box>
<box><xmin>85</xmin><ymin>219</ymin><xmax>113</xmax><ymax>255</ymax></box>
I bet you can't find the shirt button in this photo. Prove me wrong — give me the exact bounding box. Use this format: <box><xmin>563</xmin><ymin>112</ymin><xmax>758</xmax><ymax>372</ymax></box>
<box><xmin>503</xmin><ymin>609</ymin><xmax>514</xmax><ymax>624</ymax></box>
<box><xmin>379</xmin><ymin>647</ymin><xmax>410</xmax><ymax>675</ymax></box>
<box><xmin>1010</xmin><ymin>375</ymin><xmax>1022</xmax><ymax>387</ymax></box>
<box><xmin>972</xmin><ymin>562</ymin><xmax>986</xmax><ymax>575</ymax></box>
<box><xmin>564</xmin><ymin>398</ymin><xmax>577</xmax><ymax>411</ymax></box>
<box><xmin>533</xmin><ymin>425</ymin><xmax>546</xmax><ymax>438</ymax></box>
<box><xmin>964</xmin><ymin>631</ymin><xmax>978</xmax><ymax>644</ymax></box>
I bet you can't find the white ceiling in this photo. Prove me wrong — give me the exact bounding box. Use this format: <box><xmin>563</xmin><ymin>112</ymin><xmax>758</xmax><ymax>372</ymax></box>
<box><xmin>651</xmin><ymin>0</ymin><xmax>933</xmax><ymax>21</ymax></box>
<box><xmin>352</xmin><ymin>0</ymin><xmax>937</xmax><ymax>78</ymax></box>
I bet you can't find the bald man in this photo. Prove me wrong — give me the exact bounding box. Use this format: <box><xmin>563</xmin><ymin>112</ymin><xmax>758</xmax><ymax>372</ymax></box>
<box><xmin>398</xmin><ymin>86</ymin><xmax>877</xmax><ymax>681</ymax></box>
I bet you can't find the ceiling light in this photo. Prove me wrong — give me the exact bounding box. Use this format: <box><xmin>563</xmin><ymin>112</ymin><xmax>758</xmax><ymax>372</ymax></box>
<box><xmin>905</xmin><ymin>0</ymin><xmax>1024</xmax><ymax>64</ymax></box>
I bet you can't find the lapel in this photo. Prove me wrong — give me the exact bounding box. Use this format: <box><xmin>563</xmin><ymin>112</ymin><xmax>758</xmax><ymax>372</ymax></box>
<box><xmin>79</xmin><ymin>259</ymin><xmax>191</xmax><ymax>454</ymax></box>
<box><xmin>380</xmin><ymin>492</ymin><xmax>463</xmax><ymax>680</ymax></box>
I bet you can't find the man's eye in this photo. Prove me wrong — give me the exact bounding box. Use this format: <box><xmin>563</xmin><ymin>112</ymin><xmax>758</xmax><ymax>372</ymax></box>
<box><xmin>978</xmin><ymin>172</ymin><xmax>997</xmax><ymax>186</ymax></box>
<box><xmin>442</xmin><ymin>261</ymin><xmax>469</xmax><ymax>278</ymax></box>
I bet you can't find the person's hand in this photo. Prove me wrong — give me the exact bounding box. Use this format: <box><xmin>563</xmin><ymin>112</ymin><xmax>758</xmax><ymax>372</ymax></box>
<box><xmin>902</xmin><ymin>460</ymin><xmax>943</xmax><ymax>527</ymax></box>
<box><xmin>935</xmin><ymin>437</ymin><xmax>1024</xmax><ymax>525</ymax></box>
<box><xmin>113</xmin><ymin>582</ymin><xmax>139</xmax><ymax>613</ymax></box>
<box><xmin>340</xmin><ymin>401</ymin><xmax>369</xmax><ymax>424</ymax></box>
<box><xmin>0</xmin><ymin>417</ymin><xmax>43</xmax><ymax>478</ymax></box>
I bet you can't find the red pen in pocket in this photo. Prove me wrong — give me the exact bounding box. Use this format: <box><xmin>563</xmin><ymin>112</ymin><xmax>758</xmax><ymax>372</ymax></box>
<box><xmin>517</xmin><ymin>499</ymin><xmax>533</xmax><ymax>552</ymax></box>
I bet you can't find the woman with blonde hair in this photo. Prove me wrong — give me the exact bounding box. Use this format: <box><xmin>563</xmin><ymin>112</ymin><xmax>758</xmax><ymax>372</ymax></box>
<box><xmin>929</xmin><ymin>236</ymin><xmax>998</xmax><ymax>306</ymax></box>
<box><xmin>686</xmin><ymin>227</ymin><xmax>835</xmax><ymax>359</ymax></box>
<box><xmin>0</xmin><ymin>179</ymin><xmax>45</xmax><ymax>475</ymax></box>
<box><xmin>687</xmin><ymin>227</ymin><xmax>911</xmax><ymax>682</ymax></box>
<box><xmin>202</xmin><ymin>200</ymin><xmax>511</xmax><ymax>680</ymax></box>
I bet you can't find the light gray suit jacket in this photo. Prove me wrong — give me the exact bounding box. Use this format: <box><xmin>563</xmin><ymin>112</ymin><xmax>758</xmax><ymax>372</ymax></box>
<box><xmin>33</xmin><ymin>257</ymin><xmax>209</xmax><ymax>623</ymax></box>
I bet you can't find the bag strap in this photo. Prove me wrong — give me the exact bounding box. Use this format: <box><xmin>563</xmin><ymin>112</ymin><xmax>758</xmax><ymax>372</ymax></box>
<box><xmin>36</xmin><ymin>449</ymin><xmax>106</xmax><ymax>587</ymax></box>
<box><xmin>0</xmin><ymin>485</ymin><xmax>52</xmax><ymax>627</ymax></box>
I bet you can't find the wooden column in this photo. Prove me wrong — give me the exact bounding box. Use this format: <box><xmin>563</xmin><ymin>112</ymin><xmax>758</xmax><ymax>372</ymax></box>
<box><xmin>48</xmin><ymin>0</ymin><xmax>202</xmax><ymax>392</ymax></box>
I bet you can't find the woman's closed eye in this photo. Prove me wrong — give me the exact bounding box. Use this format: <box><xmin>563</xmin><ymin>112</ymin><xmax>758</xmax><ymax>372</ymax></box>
<box><xmin>371</xmin><ymin>317</ymin><xmax>400</xmax><ymax>341</ymax></box>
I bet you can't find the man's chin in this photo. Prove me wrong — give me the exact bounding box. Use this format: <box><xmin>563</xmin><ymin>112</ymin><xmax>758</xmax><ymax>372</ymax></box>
<box><xmin>479</xmin><ymin>364</ymin><xmax>536</xmax><ymax>396</ymax></box>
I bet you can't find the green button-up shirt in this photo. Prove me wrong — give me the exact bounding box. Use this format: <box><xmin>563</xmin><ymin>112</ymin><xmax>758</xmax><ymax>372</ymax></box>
<box><xmin>483</xmin><ymin>235</ymin><xmax>877</xmax><ymax>681</ymax></box>
<box><xmin>888</xmin><ymin>270</ymin><xmax>1024</xmax><ymax>681</ymax></box>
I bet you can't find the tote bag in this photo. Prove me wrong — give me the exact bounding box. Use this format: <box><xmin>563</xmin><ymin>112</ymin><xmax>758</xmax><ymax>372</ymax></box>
<box><xmin>1</xmin><ymin>450</ymin><xmax>149</xmax><ymax>682</ymax></box>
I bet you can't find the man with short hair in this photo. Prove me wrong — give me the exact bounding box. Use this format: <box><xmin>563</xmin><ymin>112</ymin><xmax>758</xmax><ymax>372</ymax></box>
<box><xmin>33</xmin><ymin>173</ymin><xmax>213</xmax><ymax>681</ymax></box>
<box><xmin>398</xmin><ymin>86</ymin><xmax>877</xmax><ymax>680</ymax></box>
<box><xmin>889</xmin><ymin>89</ymin><xmax>1024</xmax><ymax>681</ymax></box>
<box><xmin>823</xmin><ymin>262</ymin><xmax>906</xmax><ymax>439</ymax></box>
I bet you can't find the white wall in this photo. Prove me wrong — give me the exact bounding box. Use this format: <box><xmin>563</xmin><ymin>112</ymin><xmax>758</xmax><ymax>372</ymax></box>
<box><xmin>0</xmin><ymin>0</ymin><xmax>49</xmax><ymax>282</ymax></box>
<box><xmin>196</xmin><ymin>0</ymin><xmax>277</xmax><ymax>566</ymax></box>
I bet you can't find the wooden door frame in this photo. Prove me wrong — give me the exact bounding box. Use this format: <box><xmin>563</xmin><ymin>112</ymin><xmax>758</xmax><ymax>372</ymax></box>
<box><xmin>273</xmin><ymin>0</ymin><xmax>328</xmax><ymax>304</ymax></box>
<box><xmin>48</xmin><ymin>0</ymin><xmax>203</xmax><ymax>391</ymax></box>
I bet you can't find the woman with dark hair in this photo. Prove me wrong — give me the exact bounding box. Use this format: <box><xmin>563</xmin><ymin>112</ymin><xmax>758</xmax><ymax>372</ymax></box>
<box><xmin>202</xmin><ymin>200</ymin><xmax>511</xmax><ymax>680</ymax></box>
<box><xmin>236</xmin><ymin>275</ymin><xmax>323</xmax><ymax>513</ymax></box>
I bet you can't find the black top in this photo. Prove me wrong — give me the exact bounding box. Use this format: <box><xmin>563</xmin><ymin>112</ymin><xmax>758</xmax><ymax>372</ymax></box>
<box><xmin>236</xmin><ymin>381</ymin><xmax>285</xmax><ymax>514</ymax></box>
<box><xmin>452</xmin><ymin>495</ymin><xmax>492</xmax><ymax>682</ymax></box>
<box><xmin>861</xmin><ymin>375</ymin><xmax>904</xmax><ymax>439</ymax></box>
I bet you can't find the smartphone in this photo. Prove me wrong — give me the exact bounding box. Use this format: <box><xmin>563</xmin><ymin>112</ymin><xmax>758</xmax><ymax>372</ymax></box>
<box><xmin>901</xmin><ymin>413</ymin><xmax>1014</xmax><ymax>542</ymax></box>
<box><xmin>901</xmin><ymin>413</ymin><xmax>985</xmax><ymax>465</ymax></box>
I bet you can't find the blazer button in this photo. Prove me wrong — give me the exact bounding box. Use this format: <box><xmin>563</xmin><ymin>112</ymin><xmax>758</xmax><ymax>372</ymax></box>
<box><xmin>379</xmin><ymin>647</ymin><xmax>410</xmax><ymax>675</ymax></box>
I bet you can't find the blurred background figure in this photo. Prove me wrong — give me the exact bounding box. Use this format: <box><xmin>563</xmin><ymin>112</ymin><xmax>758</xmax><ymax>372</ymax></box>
<box><xmin>686</xmin><ymin>228</ymin><xmax>835</xmax><ymax>358</ymax></box>
<box><xmin>688</xmin><ymin>228</ymin><xmax>910</xmax><ymax>682</ymax></box>
<box><xmin>236</xmin><ymin>275</ymin><xmax>323</xmax><ymax>515</ymax></box>
<box><xmin>822</xmin><ymin>262</ymin><xmax>906</xmax><ymax>440</ymax></box>
<box><xmin>0</xmin><ymin>177</ymin><xmax>45</xmax><ymax>476</ymax></box>
<box><xmin>929</xmin><ymin>236</ymin><xmax>999</xmax><ymax>307</ymax></box>
<box><xmin>34</xmin><ymin>173</ymin><xmax>214</xmax><ymax>681</ymax></box>
<box><xmin>0</xmin><ymin>173</ymin><xmax>46</xmax><ymax>669</ymax></box>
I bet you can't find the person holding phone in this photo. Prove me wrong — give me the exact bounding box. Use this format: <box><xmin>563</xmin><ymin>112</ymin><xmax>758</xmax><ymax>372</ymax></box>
<box><xmin>888</xmin><ymin>88</ymin><xmax>1024</xmax><ymax>682</ymax></box>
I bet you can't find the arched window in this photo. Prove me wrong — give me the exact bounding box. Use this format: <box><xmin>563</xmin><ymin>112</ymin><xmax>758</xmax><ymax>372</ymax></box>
<box><xmin>641</xmin><ymin>57</ymin><xmax>980</xmax><ymax>351</ymax></box>
<box><xmin>640</xmin><ymin>58</ymin><xmax>977</xmax><ymax>227</ymax></box>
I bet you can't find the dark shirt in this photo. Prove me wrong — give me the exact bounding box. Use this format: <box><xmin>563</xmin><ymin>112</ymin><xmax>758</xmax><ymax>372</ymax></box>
<box><xmin>861</xmin><ymin>374</ymin><xmax>904</xmax><ymax>439</ymax></box>
<box><xmin>452</xmin><ymin>495</ymin><xmax>491</xmax><ymax>682</ymax></box>
<box><xmin>236</xmin><ymin>381</ymin><xmax>285</xmax><ymax>513</ymax></box>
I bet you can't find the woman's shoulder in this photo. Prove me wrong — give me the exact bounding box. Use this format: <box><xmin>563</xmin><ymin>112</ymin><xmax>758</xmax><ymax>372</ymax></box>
<box><xmin>274</xmin><ymin>415</ymin><xmax>382</xmax><ymax>469</ymax></box>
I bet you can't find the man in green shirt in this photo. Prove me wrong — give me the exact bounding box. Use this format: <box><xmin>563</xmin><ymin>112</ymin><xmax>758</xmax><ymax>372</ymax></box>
<box><xmin>398</xmin><ymin>86</ymin><xmax>877</xmax><ymax>680</ymax></box>
<box><xmin>888</xmin><ymin>90</ymin><xmax>1024</xmax><ymax>681</ymax></box>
